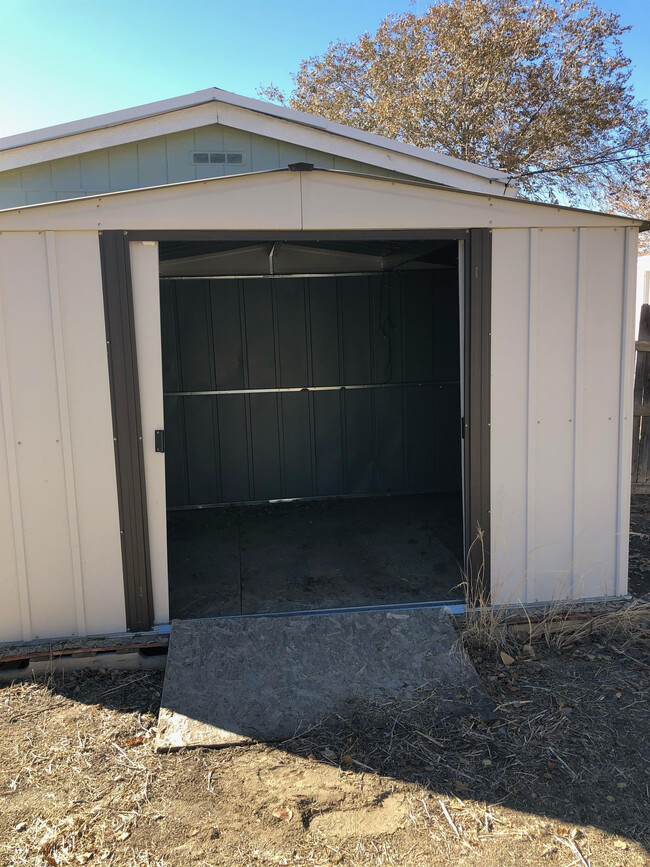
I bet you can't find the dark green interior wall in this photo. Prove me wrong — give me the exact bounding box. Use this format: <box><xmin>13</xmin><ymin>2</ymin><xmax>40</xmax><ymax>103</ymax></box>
<box><xmin>161</xmin><ymin>270</ymin><xmax>461</xmax><ymax>507</ymax></box>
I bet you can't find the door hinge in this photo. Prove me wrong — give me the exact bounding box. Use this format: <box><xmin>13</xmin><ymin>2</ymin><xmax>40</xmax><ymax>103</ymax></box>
<box><xmin>155</xmin><ymin>430</ymin><xmax>165</xmax><ymax>453</ymax></box>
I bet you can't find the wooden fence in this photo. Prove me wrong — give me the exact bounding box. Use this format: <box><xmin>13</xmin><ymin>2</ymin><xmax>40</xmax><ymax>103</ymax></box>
<box><xmin>632</xmin><ymin>303</ymin><xmax>650</xmax><ymax>492</ymax></box>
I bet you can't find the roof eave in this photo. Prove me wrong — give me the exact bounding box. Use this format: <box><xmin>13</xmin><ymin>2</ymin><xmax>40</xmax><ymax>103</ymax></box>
<box><xmin>0</xmin><ymin>87</ymin><xmax>509</xmax><ymax>186</ymax></box>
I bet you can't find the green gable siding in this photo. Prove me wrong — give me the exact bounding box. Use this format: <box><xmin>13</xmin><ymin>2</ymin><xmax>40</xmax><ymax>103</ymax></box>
<box><xmin>0</xmin><ymin>124</ymin><xmax>407</xmax><ymax>208</ymax></box>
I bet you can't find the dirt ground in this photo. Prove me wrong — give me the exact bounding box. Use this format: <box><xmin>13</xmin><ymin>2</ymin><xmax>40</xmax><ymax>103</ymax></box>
<box><xmin>1</xmin><ymin>620</ymin><xmax>649</xmax><ymax>867</ymax></box>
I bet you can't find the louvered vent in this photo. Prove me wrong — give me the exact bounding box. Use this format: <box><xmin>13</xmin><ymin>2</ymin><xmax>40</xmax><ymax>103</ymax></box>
<box><xmin>192</xmin><ymin>151</ymin><xmax>244</xmax><ymax>165</ymax></box>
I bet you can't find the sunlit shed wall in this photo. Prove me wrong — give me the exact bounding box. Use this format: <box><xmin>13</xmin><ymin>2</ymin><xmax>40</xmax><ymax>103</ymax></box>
<box><xmin>0</xmin><ymin>170</ymin><xmax>640</xmax><ymax>641</ymax></box>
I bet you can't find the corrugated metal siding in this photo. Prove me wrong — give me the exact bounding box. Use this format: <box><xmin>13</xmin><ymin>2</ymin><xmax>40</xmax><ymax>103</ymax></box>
<box><xmin>491</xmin><ymin>226</ymin><xmax>636</xmax><ymax>604</ymax></box>
<box><xmin>161</xmin><ymin>271</ymin><xmax>461</xmax><ymax>507</ymax></box>
<box><xmin>0</xmin><ymin>123</ymin><xmax>408</xmax><ymax>208</ymax></box>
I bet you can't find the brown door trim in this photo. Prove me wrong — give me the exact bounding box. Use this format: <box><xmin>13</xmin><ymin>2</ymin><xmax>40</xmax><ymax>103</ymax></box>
<box><xmin>99</xmin><ymin>231</ymin><xmax>154</xmax><ymax>631</ymax></box>
<box><xmin>100</xmin><ymin>228</ymin><xmax>490</xmax><ymax>620</ymax></box>
<box><xmin>464</xmin><ymin>229</ymin><xmax>491</xmax><ymax>600</ymax></box>
<box><xmin>124</xmin><ymin>229</ymin><xmax>468</xmax><ymax>242</ymax></box>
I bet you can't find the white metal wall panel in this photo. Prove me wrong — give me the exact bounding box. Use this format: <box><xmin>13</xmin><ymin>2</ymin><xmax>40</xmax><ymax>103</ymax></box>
<box><xmin>0</xmin><ymin>172</ymin><xmax>304</xmax><ymax>232</ymax></box>
<box><xmin>491</xmin><ymin>227</ymin><xmax>632</xmax><ymax>604</ymax></box>
<box><xmin>54</xmin><ymin>232</ymin><xmax>125</xmax><ymax>635</ymax></box>
<box><xmin>0</xmin><ymin>230</ymin><xmax>125</xmax><ymax>641</ymax></box>
<box><xmin>0</xmin><ymin>172</ymin><xmax>636</xmax><ymax>235</ymax></box>
<box><xmin>0</xmin><ymin>378</ymin><xmax>23</xmax><ymax>641</ymax></box>
<box><xmin>300</xmin><ymin>173</ymin><xmax>628</xmax><ymax>232</ymax></box>
<box><xmin>0</xmin><ymin>232</ymin><xmax>77</xmax><ymax>638</ymax></box>
<box><xmin>130</xmin><ymin>241</ymin><xmax>169</xmax><ymax>626</ymax></box>
<box><xmin>490</xmin><ymin>229</ymin><xmax>530</xmax><ymax>602</ymax></box>
<box><xmin>575</xmin><ymin>229</ymin><xmax>626</xmax><ymax>597</ymax></box>
<box><xmin>529</xmin><ymin>229</ymin><xmax>579</xmax><ymax>600</ymax></box>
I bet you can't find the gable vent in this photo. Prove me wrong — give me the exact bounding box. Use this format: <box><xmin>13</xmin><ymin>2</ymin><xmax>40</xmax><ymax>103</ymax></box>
<box><xmin>192</xmin><ymin>151</ymin><xmax>244</xmax><ymax>165</ymax></box>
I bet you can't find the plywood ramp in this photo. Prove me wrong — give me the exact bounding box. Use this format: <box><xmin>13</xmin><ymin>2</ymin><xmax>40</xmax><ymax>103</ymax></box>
<box><xmin>155</xmin><ymin>608</ymin><xmax>491</xmax><ymax>750</ymax></box>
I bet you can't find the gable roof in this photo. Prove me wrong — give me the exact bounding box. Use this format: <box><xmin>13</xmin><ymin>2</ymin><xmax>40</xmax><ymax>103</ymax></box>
<box><xmin>0</xmin><ymin>166</ymin><xmax>642</xmax><ymax>234</ymax></box>
<box><xmin>0</xmin><ymin>88</ymin><xmax>513</xmax><ymax>196</ymax></box>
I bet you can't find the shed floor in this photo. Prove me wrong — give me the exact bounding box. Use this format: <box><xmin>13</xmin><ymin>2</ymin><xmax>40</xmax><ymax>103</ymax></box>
<box><xmin>167</xmin><ymin>493</ymin><xmax>463</xmax><ymax>618</ymax></box>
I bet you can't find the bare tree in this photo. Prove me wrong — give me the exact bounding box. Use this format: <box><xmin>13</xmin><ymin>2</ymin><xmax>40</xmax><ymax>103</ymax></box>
<box><xmin>606</xmin><ymin>176</ymin><xmax>650</xmax><ymax>253</ymax></box>
<box><xmin>260</xmin><ymin>0</ymin><xmax>650</xmax><ymax>213</ymax></box>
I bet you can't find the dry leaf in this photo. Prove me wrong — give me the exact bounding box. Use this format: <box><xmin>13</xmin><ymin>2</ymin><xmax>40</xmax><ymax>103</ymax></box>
<box><xmin>119</xmin><ymin>831</ymin><xmax>130</xmax><ymax>841</ymax></box>
<box><xmin>341</xmin><ymin>754</ymin><xmax>354</xmax><ymax>765</ymax></box>
<box><xmin>482</xmin><ymin>758</ymin><xmax>492</xmax><ymax>766</ymax></box>
<box><xmin>606</xmin><ymin>795</ymin><xmax>616</xmax><ymax>802</ymax></box>
<box><xmin>14</xmin><ymin>822</ymin><xmax>27</xmax><ymax>832</ymax></box>
<box><xmin>613</xmin><ymin>840</ymin><xmax>628</xmax><ymax>850</ymax></box>
<box><xmin>272</xmin><ymin>807</ymin><xmax>293</xmax><ymax>821</ymax></box>
<box><xmin>500</xmin><ymin>651</ymin><xmax>515</xmax><ymax>666</ymax></box>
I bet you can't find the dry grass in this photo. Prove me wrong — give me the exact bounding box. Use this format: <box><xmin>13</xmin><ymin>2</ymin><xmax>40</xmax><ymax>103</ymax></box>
<box><xmin>453</xmin><ymin>527</ymin><xmax>650</xmax><ymax>662</ymax></box>
<box><xmin>1</xmin><ymin>671</ymin><xmax>162</xmax><ymax>866</ymax></box>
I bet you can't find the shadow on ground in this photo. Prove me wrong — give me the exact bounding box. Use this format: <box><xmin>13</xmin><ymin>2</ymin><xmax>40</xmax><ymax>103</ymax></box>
<box><xmin>9</xmin><ymin>630</ymin><xmax>646</xmax><ymax>864</ymax></box>
<box><xmin>629</xmin><ymin>493</ymin><xmax>650</xmax><ymax>598</ymax></box>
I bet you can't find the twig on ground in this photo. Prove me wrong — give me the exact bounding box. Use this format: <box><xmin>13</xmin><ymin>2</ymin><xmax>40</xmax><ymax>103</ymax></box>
<box><xmin>112</xmin><ymin>741</ymin><xmax>146</xmax><ymax>771</ymax></box>
<box><xmin>554</xmin><ymin>834</ymin><xmax>590</xmax><ymax>867</ymax></box>
<box><xmin>439</xmin><ymin>800</ymin><xmax>460</xmax><ymax>838</ymax></box>
<box><xmin>547</xmin><ymin>747</ymin><xmax>576</xmax><ymax>779</ymax></box>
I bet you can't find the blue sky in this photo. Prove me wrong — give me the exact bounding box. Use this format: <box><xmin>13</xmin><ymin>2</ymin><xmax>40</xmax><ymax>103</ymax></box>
<box><xmin>0</xmin><ymin>0</ymin><xmax>648</xmax><ymax>138</ymax></box>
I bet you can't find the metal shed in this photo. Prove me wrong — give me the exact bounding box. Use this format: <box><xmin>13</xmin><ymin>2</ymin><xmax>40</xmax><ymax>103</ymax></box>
<box><xmin>0</xmin><ymin>90</ymin><xmax>644</xmax><ymax>644</ymax></box>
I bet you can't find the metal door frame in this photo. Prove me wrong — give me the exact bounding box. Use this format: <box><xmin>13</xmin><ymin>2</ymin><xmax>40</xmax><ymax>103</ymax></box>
<box><xmin>100</xmin><ymin>228</ymin><xmax>491</xmax><ymax>630</ymax></box>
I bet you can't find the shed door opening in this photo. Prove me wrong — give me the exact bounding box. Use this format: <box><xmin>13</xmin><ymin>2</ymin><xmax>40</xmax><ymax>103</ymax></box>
<box><xmin>159</xmin><ymin>239</ymin><xmax>464</xmax><ymax>617</ymax></box>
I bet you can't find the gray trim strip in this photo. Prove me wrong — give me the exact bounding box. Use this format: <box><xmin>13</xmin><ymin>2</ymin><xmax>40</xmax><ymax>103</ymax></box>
<box><xmin>161</xmin><ymin>270</ymin><xmax>452</xmax><ymax>280</ymax></box>
<box><xmin>464</xmin><ymin>229</ymin><xmax>491</xmax><ymax>599</ymax></box>
<box><xmin>99</xmin><ymin>231</ymin><xmax>154</xmax><ymax>632</ymax></box>
<box><xmin>202</xmin><ymin>598</ymin><xmax>465</xmax><ymax>620</ymax></box>
<box><xmin>164</xmin><ymin>380</ymin><xmax>459</xmax><ymax>397</ymax></box>
<box><xmin>168</xmin><ymin>488</ymin><xmax>462</xmax><ymax>511</ymax></box>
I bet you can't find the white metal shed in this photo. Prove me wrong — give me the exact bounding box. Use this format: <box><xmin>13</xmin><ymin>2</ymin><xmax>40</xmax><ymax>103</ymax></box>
<box><xmin>0</xmin><ymin>93</ymin><xmax>645</xmax><ymax>644</ymax></box>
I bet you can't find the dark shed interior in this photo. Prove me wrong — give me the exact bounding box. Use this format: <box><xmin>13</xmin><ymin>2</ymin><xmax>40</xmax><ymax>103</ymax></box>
<box><xmin>159</xmin><ymin>239</ymin><xmax>464</xmax><ymax>617</ymax></box>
